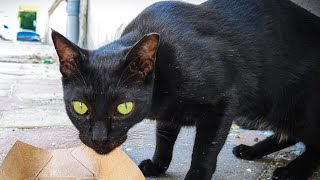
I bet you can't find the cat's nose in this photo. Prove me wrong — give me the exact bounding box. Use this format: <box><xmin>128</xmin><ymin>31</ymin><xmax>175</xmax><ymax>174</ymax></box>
<box><xmin>92</xmin><ymin>136</ymin><xmax>108</xmax><ymax>146</ymax></box>
<box><xmin>92</xmin><ymin>121</ymin><xmax>108</xmax><ymax>145</ymax></box>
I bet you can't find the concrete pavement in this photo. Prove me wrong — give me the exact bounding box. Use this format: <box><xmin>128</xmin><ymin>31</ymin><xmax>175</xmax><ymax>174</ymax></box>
<box><xmin>0</xmin><ymin>40</ymin><xmax>318</xmax><ymax>179</ymax></box>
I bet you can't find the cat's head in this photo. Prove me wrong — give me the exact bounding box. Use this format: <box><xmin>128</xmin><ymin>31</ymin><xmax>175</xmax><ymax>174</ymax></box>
<box><xmin>52</xmin><ymin>30</ymin><xmax>159</xmax><ymax>154</ymax></box>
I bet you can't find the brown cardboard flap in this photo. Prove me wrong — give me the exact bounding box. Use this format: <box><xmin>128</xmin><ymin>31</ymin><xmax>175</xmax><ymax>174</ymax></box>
<box><xmin>38</xmin><ymin>149</ymin><xmax>93</xmax><ymax>178</ymax></box>
<box><xmin>0</xmin><ymin>141</ymin><xmax>145</xmax><ymax>180</ymax></box>
<box><xmin>99</xmin><ymin>147</ymin><xmax>145</xmax><ymax>180</ymax></box>
<box><xmin>0</xmin><ymin>141</ymin><xmax>52</xmax><ymax>180</ymax></box>
<box><xmin>71</xmin><ymin>145</ymin><xmax>101</xmax><ymax>176</ymax></box>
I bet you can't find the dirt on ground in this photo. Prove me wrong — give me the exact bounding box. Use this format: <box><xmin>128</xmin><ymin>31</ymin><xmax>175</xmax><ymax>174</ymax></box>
<box><xmin>0</xmin><ymin>39</ymin><xmax>58</xmax><ymax>64</ymax></box>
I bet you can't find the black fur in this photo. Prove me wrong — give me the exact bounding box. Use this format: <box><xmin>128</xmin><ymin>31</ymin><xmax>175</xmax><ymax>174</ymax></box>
<box><xmin>52</xmin><ymin>0</ymin><xmax>320</xmax><ymax>179</ymax></box>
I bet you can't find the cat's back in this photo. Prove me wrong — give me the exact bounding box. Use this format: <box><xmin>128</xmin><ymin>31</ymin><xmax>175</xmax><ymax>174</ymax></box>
<box><xmin>200</xmin><ymin>0</ymin><xmax>269</xmax><ymax>29</ymax></box>
<box><xmin>202</xmin><ymin>0</ymin><xmax>320</xmax><ymax>39</ymax></box>
<box><xmin>124</xmin><ymin>0</ymin><xmax>320</xmax><ymax>49</ymax></box>
<box><xmin>122</xmin><ymin>1</ymin><xmax>220</xmax><ymax>38</ymax></box>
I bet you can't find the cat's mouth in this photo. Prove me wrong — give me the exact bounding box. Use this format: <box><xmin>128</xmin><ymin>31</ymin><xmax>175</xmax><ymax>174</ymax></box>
<box><xmin>80</xmin><ymin>135</ymin><xmax>127</xmax><ymax>155</ymax></box>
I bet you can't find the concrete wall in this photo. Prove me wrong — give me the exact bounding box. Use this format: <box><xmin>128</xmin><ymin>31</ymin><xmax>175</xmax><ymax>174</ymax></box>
<box><xmin>0</xmin><ymin>8</ymin><xmax>18</xmax><ymax>40</ymax></box>
<box><xmin>49</xmin><ymin>1</ymin><xmax>67</xmax><ymax>38</ymax></box>
<box><xmin>86</xmin><ymin>0</ymin><xmax>320</xmax><ymax>49</ymax></box>
<box><xmin>36</xmin><ymin>9</ymin><xmax>49</xmax><ymax>39</ymax></box>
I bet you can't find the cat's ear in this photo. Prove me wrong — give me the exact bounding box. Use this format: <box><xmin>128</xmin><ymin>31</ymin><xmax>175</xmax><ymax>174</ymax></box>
<box><xmin>125</xmin><ymin>33</ymin><xmax>160</xmax><ymax>80</ymax></box>
<box><xmin>51</xmin><ymin>30</ymin><xmax>84</xmax><ymax>77</ymax></box>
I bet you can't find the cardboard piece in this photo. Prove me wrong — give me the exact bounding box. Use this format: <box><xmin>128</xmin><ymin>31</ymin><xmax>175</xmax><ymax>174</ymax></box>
<box><xmin>0</xmin><ymin>141</ymin><xmax>145</xmax><ymax>180</ymax></box>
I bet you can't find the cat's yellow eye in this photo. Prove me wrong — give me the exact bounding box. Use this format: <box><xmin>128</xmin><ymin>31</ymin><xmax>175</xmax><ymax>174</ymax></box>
<box><xmin>73</xmin><ymin>101</ymin><xmax>88</xmax><ymax>115</ymax></box>
<box><xmin>117</xmin><ymin>102</ymin><xmax>134</xmax><ymax>115</ymax></box>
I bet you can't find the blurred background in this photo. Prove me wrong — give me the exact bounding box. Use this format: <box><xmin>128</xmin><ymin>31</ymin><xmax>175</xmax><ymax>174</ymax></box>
<box><xmin>0</xmin><ymin>0</ymin><xmax>207</xmax><ymax>48</ymax></box>
<box><xmin>1</xmin><ymin>0</ymin><xmax>319</xmax><ymax>49</ymax></box>
<box><xmin>0</xmin><ymin>0</ymin><xmax>319</xmax><ymax>179</ymax></box>
<box><xmin>1</xmin><ymin>0</ymin><xmax>318</xmax><ymax>48</ymax></box>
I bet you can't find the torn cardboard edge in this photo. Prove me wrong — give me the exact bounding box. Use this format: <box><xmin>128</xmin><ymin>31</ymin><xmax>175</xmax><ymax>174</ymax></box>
<box><xmin>0</xmin><ymin>141</ymin><xmax>145</xmax><ymax>180</ymax></box>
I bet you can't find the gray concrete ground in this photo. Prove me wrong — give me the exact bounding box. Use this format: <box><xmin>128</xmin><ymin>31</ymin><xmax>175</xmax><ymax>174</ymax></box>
<box><xmin>0</xmin><ymin>40</ymin><xmax>319</xmax><ymax>179</ymax></box>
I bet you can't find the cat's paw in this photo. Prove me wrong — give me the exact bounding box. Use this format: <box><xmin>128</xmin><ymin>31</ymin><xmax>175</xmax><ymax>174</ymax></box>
<box><xmin>272</xmin><ymin>167</ymin><xmax>309</xmax><ymax>180</ymax></box>
<box><xmin>185</xmin><ymin>168</ymin><xmax>210</xmax><ymax>180</ymax></box>
<box><xmin>232</xmin><ymin>144</ymin><xmax>261</xmax><ymax>160</ymax></box>
<box><xmin>138</xmin><ymin>159</ymin><xmax>168</xmax><ymax>177</ymax></box>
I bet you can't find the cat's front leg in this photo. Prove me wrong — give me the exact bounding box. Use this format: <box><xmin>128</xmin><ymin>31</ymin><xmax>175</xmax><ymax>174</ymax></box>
<box><xmin>139</xmin><ymin>122</ymin><xmax>181</xmax><ymax>177</ymax></box>
<box><xmin>185</xmin><ymin>112</ymin><xmax>232</xmax><ymax>180</ymax></box>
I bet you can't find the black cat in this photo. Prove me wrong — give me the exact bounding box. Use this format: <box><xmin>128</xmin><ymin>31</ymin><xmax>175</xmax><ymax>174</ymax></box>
<box><xmin>52</xmin><ymin>0</ymin><xmax>320</xmax><ymax>179</ymax></box>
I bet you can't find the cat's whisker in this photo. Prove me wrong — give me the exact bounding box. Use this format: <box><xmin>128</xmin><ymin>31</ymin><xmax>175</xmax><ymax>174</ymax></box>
<box><xmin>71</xmin><ymin>73</ymin><xmax>85</xmax><ymax>87</ymax></box>
<box><xmin>116</xmin><ymin>56</ymin><xmax>140</xmax><ymax>89</ymax></box>
<box><xmin>157</xmin><ymin>129</ymin><xmax>177</xmax><ymax>136</ymax></box>
<box><xmin>156</xmin><ymin>133</ymin><xmax>173</xmax><ymax>143</ymax></box>
<box><xmin>75</xmin><ymin>66</ymin><xmax>88</xmax><ymax>87</ymax></box>
<box><xmin>119</xmin><ymin>72</ymin><xmax>141</xmax><ymax>87</ymax></box>
<box><xmin>124</xmin><ymin>80</ymin><xmax>143</xmax><ymax>88</ymax></box>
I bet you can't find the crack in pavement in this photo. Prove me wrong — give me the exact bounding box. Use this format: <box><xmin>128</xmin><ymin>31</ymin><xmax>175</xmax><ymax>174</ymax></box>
<box><xmin>7</xmin><ymin>80</ymin><xmax>17</xmax><ymax>98</ymax></box>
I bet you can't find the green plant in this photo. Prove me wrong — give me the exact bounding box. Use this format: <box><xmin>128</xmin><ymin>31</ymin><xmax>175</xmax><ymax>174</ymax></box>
<box><xmin>18</xmin><ymin>12</ymin><xmax>36</xmax><ymax>31</ymax></box>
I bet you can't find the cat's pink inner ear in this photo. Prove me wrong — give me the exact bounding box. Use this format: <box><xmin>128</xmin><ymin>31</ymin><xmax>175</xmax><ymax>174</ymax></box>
<box><xmin>51</xmin><ymin>30</ymin><xmax>79</xmax><ymax>76</ymax></box>
<box><xmin>129</xmin><ymin>33</ymin><xmax>160</xmax><ymax>77</ymax></box>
